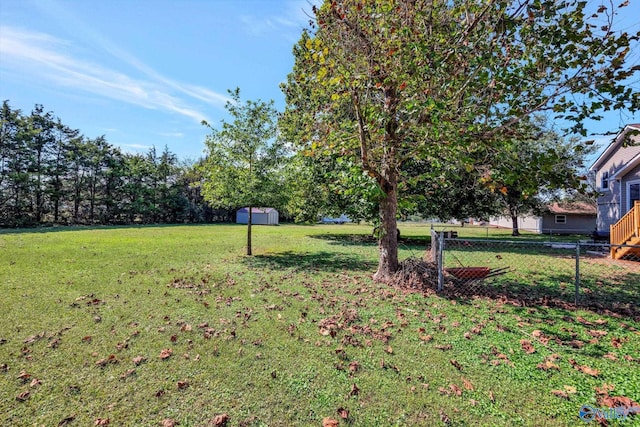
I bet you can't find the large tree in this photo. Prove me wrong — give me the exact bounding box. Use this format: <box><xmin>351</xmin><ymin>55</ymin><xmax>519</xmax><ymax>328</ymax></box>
<box><xmin>200</xmin><ymin>89</ymin><xmax>285</xmax><ymax>255</ymax></box>
<box><xmin>281</xmin><ymin>0</ymin><xmax>639</xmax><ymax>281</ymax></box>
<box><xmin>484</xmin><ymin>119</ymin><xmax>597</xmax><ymax>235</ymax></box>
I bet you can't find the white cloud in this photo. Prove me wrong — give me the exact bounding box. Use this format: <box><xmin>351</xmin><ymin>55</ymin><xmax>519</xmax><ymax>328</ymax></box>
<box><xmin>158</xmin><ymin>132</ymin><xmax>185</xmax><ymax>138</ymax></box>
<box><xmin>240</xmin><ymin>0</ymin><xmax>317</xmax><ymax>38</ymax></box>
<box><xmin>0</xmin><ymin>26</ymin><xmax>221</xmax><ymax>123</ymax></box>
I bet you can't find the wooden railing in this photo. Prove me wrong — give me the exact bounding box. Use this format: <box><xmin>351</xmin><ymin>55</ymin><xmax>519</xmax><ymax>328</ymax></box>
<box><xmin>610</xmin><ymin>200</ymin><xmax>640</xmax><ymax>254</ymax></box>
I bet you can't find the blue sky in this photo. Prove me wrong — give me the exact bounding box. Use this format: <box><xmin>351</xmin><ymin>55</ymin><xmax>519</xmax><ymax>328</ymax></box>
<box><xmin>1</xmin><ymin>0</ymin><xmax>639</xmax><ymax>162</ymax></box>
<box><xmin>0</xmin><ymin>0</ymin><xmax>316</xmax><ymax>160</ymax></box>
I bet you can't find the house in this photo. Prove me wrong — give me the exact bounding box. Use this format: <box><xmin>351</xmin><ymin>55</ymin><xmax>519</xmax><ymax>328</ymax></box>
<box><xmin>236</xmin><ymin>207</ymin><xmax>279</xmax><ymax>225</ymax></box>
<box><xmin>589</xmin><ymin>124</ymin><xmax>640</xmax><ymax>258</ymax></box>
<box><xmin>489</xmin><ymin>202</ymin><xmax>596</xmax><ymax>235</ymax></box>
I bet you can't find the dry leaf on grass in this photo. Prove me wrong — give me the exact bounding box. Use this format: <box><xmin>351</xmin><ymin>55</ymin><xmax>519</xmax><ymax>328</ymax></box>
<box><xmin>16</xmin><ymin>390</ymin><xmax>30</xmax><ymax>401</ymax></box>
<box><xmin>520</xmin><ymin>339</ymin><xmax>536</xmax><ymax>354</ymax></box>
<box><xmin>208</xmin><ymin>413</ymin><xmax>229</xmax><ymax>427</ymax></box>
<box><xmin>322</xmin><ymin>417</ymin><xmax>338</xmax><ymax>427</ymax></box>
<box><xmin>159</xmin><ymin>348</ymin><xmax>172</xmax><ymax>360</ymax></box>
<box><xmin>132</xmin><ymin>356</ymin><xmax>147</xmax><ymax>365</ymax></box>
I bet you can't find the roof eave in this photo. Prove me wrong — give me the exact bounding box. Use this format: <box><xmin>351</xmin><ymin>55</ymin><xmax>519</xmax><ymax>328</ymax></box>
<box><xmin>589</xmin><ymin>124</ymin><xmax>640</xmax><ymax>172</ymax></box>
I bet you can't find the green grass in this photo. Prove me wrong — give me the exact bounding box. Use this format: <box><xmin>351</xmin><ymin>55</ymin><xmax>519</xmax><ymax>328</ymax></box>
<box><xmin>0</xmin><ymin>223</ymin><xmax>638</xmax><ymax>426</ymax></box>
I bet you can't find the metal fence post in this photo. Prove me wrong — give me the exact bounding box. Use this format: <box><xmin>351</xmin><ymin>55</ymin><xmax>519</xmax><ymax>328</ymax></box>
<box><xmin>437</xmin><ymin>232</ymin><xmax>444</xmax><ymax>292</ymax></box>
<box><xmin>575</xmin><ymin>242</ymin><xmax>580</xmax><ymax>307</ymax></box>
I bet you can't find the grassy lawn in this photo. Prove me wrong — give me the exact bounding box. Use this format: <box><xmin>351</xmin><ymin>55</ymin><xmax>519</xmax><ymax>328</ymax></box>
<box><xmin>0</xmin><ymin>223</ymin><xmax>638</xmax><ymax>426</ymax></box>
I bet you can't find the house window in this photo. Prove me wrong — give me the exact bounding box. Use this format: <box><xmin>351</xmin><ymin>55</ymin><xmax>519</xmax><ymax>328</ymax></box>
<box><xmin>601</xmin><ymin>171</ymin><xmax>609</xmax><ymax>189</ymax></box>
<box><xmin>555</xmin><ymin>215</ymin><xmax>567</xmax><ymax>224</ymax></box>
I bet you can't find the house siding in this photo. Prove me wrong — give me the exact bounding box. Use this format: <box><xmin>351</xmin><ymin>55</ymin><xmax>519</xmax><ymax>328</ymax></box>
<box><xmin>591</xmin><ymin>127</ymin><xmax>640</xmax><ymax>234</ymax></box>
<box><xmin>620</xmin><ymin>165</ymin><xmax>640</xmax><ymax>212</ymax></box>
<box><xmin>540</xmin><ymin>214</ymin><xmax>596</xmax><ymax>235</ymax></box>
<box><xmin>489</xmin><ymin>215</ymin><xmax>542</xmax><ymax>233</ymax></box>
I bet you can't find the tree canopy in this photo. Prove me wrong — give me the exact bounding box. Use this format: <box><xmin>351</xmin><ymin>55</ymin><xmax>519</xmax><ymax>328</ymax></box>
<box><xmin>200</xmin><ymin>89</ymin><xmax>285</xmax><ymax>255</ymax></box>
<box><xmin>281</xmin><ymin>0</ymin><xmax>639</xmax><ymax>280</ymax></box>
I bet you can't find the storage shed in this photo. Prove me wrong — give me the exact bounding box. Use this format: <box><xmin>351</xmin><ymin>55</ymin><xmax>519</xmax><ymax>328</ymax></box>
<box><xmin>236</xmin><ymin>207</ymin><xmax>279</xmax><ymax>225</ymax></box>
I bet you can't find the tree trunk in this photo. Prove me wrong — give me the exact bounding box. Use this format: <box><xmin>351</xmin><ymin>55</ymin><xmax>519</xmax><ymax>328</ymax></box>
<box><xmin>511</xmin><ymin>213</ymin><xmax>520</xmax><ymax>236</ymax></box>
<box><xmin>247</xmin><ymin>206</ymin><xmax>253</xmax><ymax>256</ymax></box>
<box><xmin>373</xmin><ymin>171</ymin><xmax>399</xmax><ymax>282</ymax></box>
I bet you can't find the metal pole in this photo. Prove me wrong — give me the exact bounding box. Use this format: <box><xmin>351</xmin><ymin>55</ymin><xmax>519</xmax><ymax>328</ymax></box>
<box><xmin>575</xmin><ymin>242</ymin><xmax>580</xmax><ymax>307</ymax></box>
<box><xmin>437</xmin><ymin>232</ymin><xmax>444</xmax><ymax>292</ymax></box>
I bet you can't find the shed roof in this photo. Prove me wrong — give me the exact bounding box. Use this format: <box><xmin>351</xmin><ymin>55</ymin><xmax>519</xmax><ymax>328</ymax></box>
<box><xmin>237</xmin><ymin>207</ymin><xmax>277</xmax><ymax>214</ymax></box>
<box><xmin>545</xmin><ymin>202</ymin><xmax>596</xmax><ymax>216</ymax></box>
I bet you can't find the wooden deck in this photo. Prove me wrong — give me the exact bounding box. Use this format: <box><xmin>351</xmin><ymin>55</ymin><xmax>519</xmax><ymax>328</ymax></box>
<box><xmin>610</xmin><ymin>200</ymin><xmax>640</xmax><ymax>260</ymax></box>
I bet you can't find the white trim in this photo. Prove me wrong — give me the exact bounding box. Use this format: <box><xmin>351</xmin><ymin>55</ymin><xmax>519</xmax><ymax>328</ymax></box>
<box><xmin>555</xmin><ymin>215</ymin><xmax>567</xmax><ymax>224</ymax></box>
<box><xmin>590</xmin><ymin>124</ymin><xmax>640</xmax><ymax>172</ymax></box>
<box><xmin>627</xmin><ymin>179</ymin><xmax>640</xmax><ymax>212</ymax></box>
<box><xmin>610</xmin><ymin>153</ymin><xmax>640</xmax><ymax>180</ymax></box>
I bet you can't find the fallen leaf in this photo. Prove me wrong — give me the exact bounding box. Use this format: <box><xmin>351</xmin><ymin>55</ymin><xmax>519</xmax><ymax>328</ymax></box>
<box><xmin>450</xmin><ymin>359</ymin><xmax>463</xmax><ymax>371</ymax></box>
<box><xmin>348</xmin><ymin>361</ymin><xmax>359</xmax><ymax>373</ymax></box>
<box><xmin>462</xmin><ymin>378</ymin><xmax>474</xmax><ymax>391</ymax></box>
<box><xmin>611</xmin><ymin>337</ymin><xmax>626</xmax><ymax>348</ymax></box>
<box><xmin>576</xmin><ymin>365</ymin><xmax>600</xmax><ymax>377</ymax></box>
<box><xmin>588</xmin><ymin>330</ymin><xmax>608</xmax><ymax>338</ymax></box>
<box><xmin>160</xmin><ymin>348</ymin><xmax>172</xmax><ymax>360</ymax></box>
<box><xmin>337</xmin><ymin>407</ymin><xmax>349</xmax><ymax>419</ymax></box>
<box><xmin>449</xmin><ymin>384</ymin><xmax>462</xmax><ymax>396</ymax></box>
<box><xmin>58</xmin><ymin>415</ymin><xmax>76</xmax><ymax>426</ymax></box>
<box><xmin>595</xmin><ymin>384</ymin><xmax>615</xmax><ymax>395</ymax></box>
<box><xmin>132</xmin><ymin>356</ymin><xmax>147</xmax><ymax>365</ymax></box>
<box><xmin>16</xmin><ymin>390</ymin><xmax>30</xmax><ymax>401</ymax></box>
<box><xmin>162</xmin><ymin>419</ymin><xmax>179</xmax><ymax>427</ymax></box>
<box><xmin>119</xmin><ymin>369</ymin><xmax>135</xmax><ymax>380</ymax></box>
<box><xmin>177</xmin><ymin>380</ymin><xmax>189</xmax><ymax>390</ymax></box>
<box><xmin>520</xmin><ymin>339</ymin><xmax>536</xmax><ymax>354</ymax></box>
<box><xmin>435</xmin><ymin>344</ymin><xmax>452</xmax><ymax>351</ymax></box>
<box><xmin>208</xmin><ymin>414</ymin><xmax>230</xmax><ymax>427</ymax></box>
<box><xmin>551</xmin><ymin>389</ymin><xmax>569</xmax><ymax>399</ymax></box>
<box><xmin>94</xmin><ymin>419</ymin><xmax>110</xmax><ymax>426</ymax></box>
<box><xmin>537</xmin><ymin>360</ymin><xmax>560</xmax><ymax>371</ymax></box>
<box><xmin>349</xmin><ymin>383</ymin><xmax>360</xmax><ymax>397</ymax></box>
<box><xmin>29</xmin><ymin>378</ymin><xmax>41</xmax><ymax>387</ymax></box>
<box><xmin>439</xmin><ymin>409</ymin><xmax>451</xmax><ymax>424</ymax></box>
<box><xmin>322</xmin><ymin>417</ymin><xmax>338</xmax><ymax>427</ymax></box>
<box><xmin>17</xmin><ymin>370</ymin><xmax>31</xmax><ymax>383</ymax></box>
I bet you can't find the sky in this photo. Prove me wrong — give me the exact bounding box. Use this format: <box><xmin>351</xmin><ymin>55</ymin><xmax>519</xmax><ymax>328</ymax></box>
<box><xmin>1</xmin><ymin>0</ymin><xmax>639</xmax><ymax>162</ymax></box>
<box><xmin>0</xmin><ymin>0</ymin><xmax>316</xmax><ymax>160</ymax></box>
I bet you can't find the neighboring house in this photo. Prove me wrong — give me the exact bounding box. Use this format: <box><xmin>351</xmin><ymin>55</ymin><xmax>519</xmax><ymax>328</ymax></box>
<box><xmin>236</xmin><ymin>207</ymin><xmax>279</xmax><ymax>225</ymax></box>
<box><xmin>589</xmin><ymin>124</ymin><xmax>640</xmax><ymax>237</ymax></box>
<box><xmin>489</xmin><ymin>202</ymin><xmax>596</xmax><ymax>235</ymax></box>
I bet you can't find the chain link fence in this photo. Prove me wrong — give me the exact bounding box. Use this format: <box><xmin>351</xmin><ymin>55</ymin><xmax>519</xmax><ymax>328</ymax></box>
<box><xmin>430</xmin><ymin>230</ymin><xmax>640</xmax><ymax>317</ymax></box>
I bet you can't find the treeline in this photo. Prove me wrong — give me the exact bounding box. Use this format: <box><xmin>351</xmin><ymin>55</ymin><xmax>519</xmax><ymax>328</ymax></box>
<box><xmin>0</xmin><ymin>101</ymin><xmax>229</xmax><ymax>227</ymax></box>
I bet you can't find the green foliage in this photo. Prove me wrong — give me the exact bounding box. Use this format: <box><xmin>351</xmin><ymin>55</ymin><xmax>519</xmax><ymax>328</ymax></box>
<box><xmin>281</xmin><ymin>0</ymin><xmax>640</xmax><ymax>277</ymax></box>
<box><xmin>0</xmin><ymin>100</ymin><xmax>211</xmax><ymax>227</ymax></box>
<box><xmin>200</xmin><ymin>88</ymin><xmax>286</xmax><ymax>211</ymax></box>
<box><xmin>483</xmin><ymin>118</ymin><xmax>597</xmax><ymax>234</ymax></box>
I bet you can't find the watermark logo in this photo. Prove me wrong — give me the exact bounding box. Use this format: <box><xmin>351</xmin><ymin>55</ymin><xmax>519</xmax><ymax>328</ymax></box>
<box><xmin>579</xmin><ymin>404</ymin><xmax>640</xmax><ymax>422</ymax></box>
